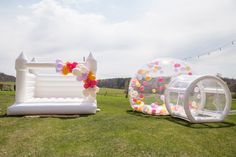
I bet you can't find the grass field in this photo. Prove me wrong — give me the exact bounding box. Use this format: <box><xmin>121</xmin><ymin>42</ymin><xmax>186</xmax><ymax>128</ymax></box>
<box><xmin>97</xmin><ymin>88</ymin><xmax>126</xmax><ymax>97</ymax></box>
<box><xmin>1</xmin><ymin>89</ymin><xmax>236</xmax><ymax>157</ymax></box>
<box><xmin>0</xmin><ymin>82</ymin><xmax>15</xmax><ymax>85</ymax></box>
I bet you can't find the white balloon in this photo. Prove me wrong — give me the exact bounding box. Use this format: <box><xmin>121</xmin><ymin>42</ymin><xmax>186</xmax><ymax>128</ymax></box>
<box><xmin>72</xmin><ymin>68</ymin><xmax>82</xmax><ymax>76</ymax></box>
<box><xmin>83</xmin><ymin>89</ymin><xmax>90</xmax><ymax>97</ymax></box>
<box><xmin>95</xmin><ymin>86</ymin><xmax>100</xmax><ymax>93</ymax></box>
<box><xmin>77</xmin><ymin>64</ymin><xmax>89</xmax><ymax>73</ymax></box>
<box><xmin>90</xmin><ymin>92</ymin><xmax>96</xmax><ymax>98</ymax></box>
<box><xmin>81</xmin><ymin>67</ymin><xmax>89</xmax><ymax>73</ymax></box>
<box><xmin>160</xmin><ymin>95</ymin><xmax>165</xmax><ymax>101</ymax></box>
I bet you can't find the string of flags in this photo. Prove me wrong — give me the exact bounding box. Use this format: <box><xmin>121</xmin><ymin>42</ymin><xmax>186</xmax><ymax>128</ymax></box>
<box><xmin>183</xmin><ymin>39</ymin><xmax>236</xmax><ymax>61</ymax></box>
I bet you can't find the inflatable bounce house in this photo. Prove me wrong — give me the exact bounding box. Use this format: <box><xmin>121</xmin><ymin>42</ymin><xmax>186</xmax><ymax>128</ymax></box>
<box><xmin>7</xmin><ymin>52</ymin><xmax>99</xmax><ymax>115</ymax></box>
<box><xmin>129</xmin><ymin>58</ymin><xmax>231</xmax><ymax>123</ymax></box>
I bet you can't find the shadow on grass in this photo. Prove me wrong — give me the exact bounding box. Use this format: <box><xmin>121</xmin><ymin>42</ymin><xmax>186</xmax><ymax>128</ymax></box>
<box><xmin>165</xmin><ymin>116</ymin><xmax>235</xmax><ymax>129</ymax></box>
<box><xmin>0</xmin><ymin>114</ymin><xmax>92</xmax><ymax>120</ymax></box>
<box><xmin>127</xmin><ymin>110</ymin><xmax>235</xmax><ymax>129</ymax></box>
<box><xmin>0</xmin><ymin>114</ymin><xmax>22</xmax><ymax>118</ymax></box>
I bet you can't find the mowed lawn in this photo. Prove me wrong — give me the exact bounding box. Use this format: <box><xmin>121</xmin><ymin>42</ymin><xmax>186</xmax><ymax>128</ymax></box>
<box><xmin>0</xmin><ymin>90</ymin><xmax>236</xmax><ymax>157</ymax></box>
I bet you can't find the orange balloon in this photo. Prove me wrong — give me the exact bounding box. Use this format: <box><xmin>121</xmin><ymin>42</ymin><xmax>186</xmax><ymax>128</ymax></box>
<box><xmin>62</xmin><ymin>65</ymin><xmax>69</xmax><ymax>75</ymax></box>
<box><xmin>89</xmin><ymin>74</ymin><xmax>96</xmax><ymax>81</ymax></box>
<box><xmin>136</xmin><ymin>100</ymin><xmax>142</xmax><ymax>104</ymax></box>
<box><xmin>88</xmin><ymin>71</ymin><xmax>96</xmax><ymax>80</ymax></box>
<box><xmin>145</xmin><ymin>75</ymin><xmax>152</xmax><ymax>81</ymax></box>
<box><xmin>138</xmin><ymin>69</ymin><xmax>146</xmax><ymax>75</ymax></box>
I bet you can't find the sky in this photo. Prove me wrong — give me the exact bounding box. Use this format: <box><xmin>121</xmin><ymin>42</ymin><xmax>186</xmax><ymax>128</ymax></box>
<box><xmin>0</xmin><ymin>0</ymin><xmax>236</xmax><ymax>78</ymax></box>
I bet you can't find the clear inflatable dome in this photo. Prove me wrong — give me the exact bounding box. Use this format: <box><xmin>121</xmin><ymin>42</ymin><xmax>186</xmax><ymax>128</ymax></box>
<box><xmin>129</xmin><ymin>58</ymin><xmax>193</xmax><ymax>115</ymax></box>
<box><xmin>165</xmin><ymin>75</ymin><xmax>231</xmax><ymax>123</ymax></box>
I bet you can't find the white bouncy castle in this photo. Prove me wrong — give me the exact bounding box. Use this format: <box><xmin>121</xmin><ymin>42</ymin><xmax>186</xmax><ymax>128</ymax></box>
<box><xmin>7</xmin><ymin>52</ymin><xmax>99</xmax><ymax>115</ymax></box>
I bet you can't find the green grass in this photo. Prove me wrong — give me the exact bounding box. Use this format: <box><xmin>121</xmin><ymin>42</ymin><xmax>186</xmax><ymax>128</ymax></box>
<box><xmin>0</xmin><ymin>82</ymin><xmax>15</xmax><ymax>85</ymax></box>
<box><xmin>231</xmin><ymin>99</ymin><xmax>236</xmax><ymax>110</ymax></box>
<box><xmin>1</xmin><ymin>90</ymin><xmax>236</xmax><ymax>157</ymax></box>
<box><xmin>97</xmin><ymin>88</ymin><xmax>126</xmax><ymax>97</ymax></box>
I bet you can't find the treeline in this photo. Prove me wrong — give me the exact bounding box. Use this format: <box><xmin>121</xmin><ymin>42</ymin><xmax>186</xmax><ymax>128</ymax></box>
<box><xmin>0</xmin><ymin>73</ymin><xmax>16</xmax><ymax>82</ymax></box>
<box><xmin>0</xmin><ymin>72</ymin><xmax>236</xmax><ymax>95</ymax></box>
<box><xmin>97</xmin><ymin>78</ymin><xmax>131</xmax><ymax>89</ymax></box>
<box><xmin>97</xmin><ymin>77</ymin><xmax>236</xmax><ymax>92</ymax></box>
<box><xmin>221</xmin><ymin>77</ymin><xmax>236</xmax><ymax>96</ymax></box>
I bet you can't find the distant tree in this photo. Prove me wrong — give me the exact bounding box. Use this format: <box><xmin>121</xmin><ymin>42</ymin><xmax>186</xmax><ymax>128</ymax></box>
<box><xmin>0</xmin><ymin>73</ymin><xmax>16</xmax><ymax>82</ymax></box>
<box><xmin>97</xmin><ymin>78</ymin><xmax>131</xmax><ymax>89</ymax></box>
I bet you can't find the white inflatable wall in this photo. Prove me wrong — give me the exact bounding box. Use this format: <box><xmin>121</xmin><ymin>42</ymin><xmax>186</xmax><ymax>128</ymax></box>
<box><xmin>7</xmin><ymin>52</ymin><xmax>98</xmax><ymax>115</ymax></box>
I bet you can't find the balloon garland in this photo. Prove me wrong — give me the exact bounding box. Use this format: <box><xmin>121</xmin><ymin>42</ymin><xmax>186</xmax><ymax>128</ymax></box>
<box><xmin>55</xmin><ymin>59</ymin><xmax>99</xmax><ymax>98</ymax></box>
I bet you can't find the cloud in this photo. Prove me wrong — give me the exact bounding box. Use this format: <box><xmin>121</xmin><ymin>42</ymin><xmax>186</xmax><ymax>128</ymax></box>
<box><xmin>0</xmin><ymin>0</ymin><xmax>236</xmax><ymax>78</ymax></box>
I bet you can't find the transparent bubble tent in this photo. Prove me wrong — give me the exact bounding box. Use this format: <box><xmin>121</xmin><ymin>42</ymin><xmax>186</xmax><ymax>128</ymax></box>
<box><xmin>165</xmin><ymin>75</ymin><xmax>231</xmax><ymax>123</ymax></box>
<box><xmin>129</xmin><ymin>58</ymin><xmax>193</xmax><ymax>115</ymax></box>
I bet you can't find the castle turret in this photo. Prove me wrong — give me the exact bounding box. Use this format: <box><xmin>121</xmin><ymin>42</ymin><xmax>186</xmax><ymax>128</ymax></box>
<box><xmin>15</xmin><ymin>52</ymin><xmax>28</xmax><ymax>70</ymax></box>
<box><xmin>29</xmin><ymin>57</ymin><xmax>37</xmax><ymax>75</ymax></box>
<box><xmin>85</xmin><ymin>53</ymin><xmax>97</xmax><ymax>74</ymax></box>
<box><xmin>15</xmin><ymin>52</ymin><xmax>28</xmax><ymax>103</ymax></box>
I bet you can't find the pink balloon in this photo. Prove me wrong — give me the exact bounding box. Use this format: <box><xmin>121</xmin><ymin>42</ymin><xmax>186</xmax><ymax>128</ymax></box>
<box><xmin>139</xmin><ymin>86</ymin><xmax>144</xmax><ymax>91</ymax></box>
<box><xmin>151</xmin><ymin>103</ymin><xmax>158</xmax><ymax>108</ymax></box>
<box><xmin>152</xmin><ymin>109</ymin><xmax>156</xmax><ymax>114</ymax></box>
<box><xmin>174</xmin><ymin>63</ymin><xmax>181</xmax><ymax>68</ymax></box>
<box><xmin>143</xmin><ymin>81</ymin><xmax>148</xmax><ymax>86</ymax></box>
<box><xmin>158</xmin><ymin>77</ymin><xmax>164</xmax><ymax>83</ymax></box>
<box><xmin>154</xmin><ymin>61</ymin><xmax>159</xmax><ymax>65</ymax></box>
<box><xmin>147</xmin><ymin>63</ymin><xmax>154</xmax><ymax>68</ymax></box>
<box><xmin>131</xmin><ymin>83</ymin><xmax>136</xmax><ymax>87</ymax></box>
<box><xmin>139</xmin><ymin>94</ymin><xmax>144</xmax><ymax>99</ymax></box>
<box><xmin>159</xmin><ymin>86</ymin><xmax>164</xmax><ymax>91</ymax></box>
